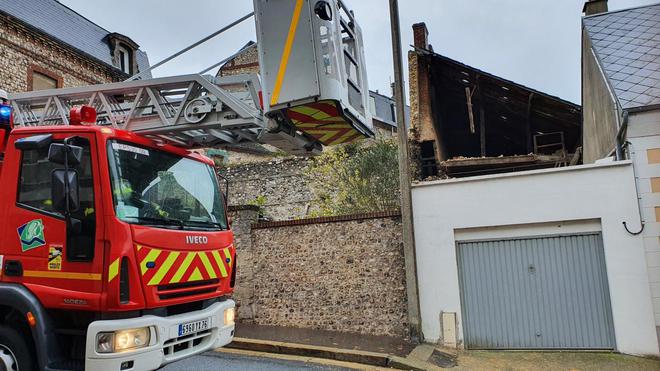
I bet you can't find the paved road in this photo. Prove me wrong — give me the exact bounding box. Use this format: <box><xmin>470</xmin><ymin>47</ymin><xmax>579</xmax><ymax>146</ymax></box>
<box><xmin>162</xmin><ymin>351</ymin><xmax>351</xmax><ymax>371</ymax></box>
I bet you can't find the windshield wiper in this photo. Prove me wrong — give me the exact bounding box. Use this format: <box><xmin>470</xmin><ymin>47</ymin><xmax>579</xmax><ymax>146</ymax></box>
<box><xmin>124</xmin><ymin>216</ymin><xmax>184</xmax><ymax>229</ymax></box>
<box><xmin>182</xmin><ymin>220</ymin><xmax>226</xmax><ymax>230</ymax></box>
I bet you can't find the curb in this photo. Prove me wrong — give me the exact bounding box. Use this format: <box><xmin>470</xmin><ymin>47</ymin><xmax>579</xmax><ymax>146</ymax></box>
<box><xmin>225</xmin><ymin>337</ymin><xmax>428</xmax><ymax>370</ymax></box>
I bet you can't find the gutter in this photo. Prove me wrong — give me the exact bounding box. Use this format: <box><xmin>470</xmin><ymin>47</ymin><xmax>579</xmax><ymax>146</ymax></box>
<box><xmin>616</xmin><ymin>110</ymin><xmax>645</xmax><ymax>236</ymax></box>
<box><xmin>615</xmin><ymin>110</ymin><xmax>628</xmax><ymax>161</ymax></box>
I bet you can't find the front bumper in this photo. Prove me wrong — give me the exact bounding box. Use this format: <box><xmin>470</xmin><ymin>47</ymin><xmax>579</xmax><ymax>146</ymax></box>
<box><xmin>85</xmin><ymin>300</ymin><xmax>235</xmax><ymax>371</ymax></box>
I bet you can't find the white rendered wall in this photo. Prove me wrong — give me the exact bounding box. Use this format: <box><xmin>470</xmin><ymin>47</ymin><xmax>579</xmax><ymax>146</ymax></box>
<box><xmin>412</xmin><ymin>161</ymin><xmax>659</xmax><ymax>356</ymax></box>
<box><xmin>626</xmin><ymin>110</ymin><xmax>660</xmax><ymax>327</ymax></box>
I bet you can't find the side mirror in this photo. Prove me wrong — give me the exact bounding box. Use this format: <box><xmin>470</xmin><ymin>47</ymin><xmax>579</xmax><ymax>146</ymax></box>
<box><xmin>51</xmin><ymin>169</ymin><xmax>80</xmax><ymax>213</ymax></box>
<box><xmin>14</xmin><ymin>134</ymin><xmax>52</xmax><ymax>150</ymax></box>
<box><xmin>48</xmin><ymin>143</ymin><xmax>83</xmax><ymax>166</ymax></box>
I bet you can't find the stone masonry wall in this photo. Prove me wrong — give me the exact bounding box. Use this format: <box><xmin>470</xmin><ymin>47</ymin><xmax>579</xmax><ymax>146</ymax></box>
<box><xmin>220</xmin><ymin>157</ymin><xmax>315</xmax><ymax>221</ymax></box>
<box><xmin>217</xmin><ymin>43</ymin><xmax>259</xmax><ymax>77</ymax></box>
<box><xmin>228</xmin><ymin>209</ymin><xmax>408</xmax><ymax>338</ymax></box>
<box><xmin>0</xmin><ymin>16</ymin><xmax>118</xmax><ymax>93</ymax></box>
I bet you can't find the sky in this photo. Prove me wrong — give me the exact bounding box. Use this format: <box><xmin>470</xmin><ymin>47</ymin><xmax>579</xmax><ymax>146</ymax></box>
<box><xmin>59</xmin><ymin>0</ymin><xmax>658</xmax><ymax>105</ymax></box>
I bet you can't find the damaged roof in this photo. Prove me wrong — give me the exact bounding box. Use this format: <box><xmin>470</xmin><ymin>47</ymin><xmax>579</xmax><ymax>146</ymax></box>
<box><xmin>413</xmin><ymin>47</ymin><xmax>582</xmax><ymax>160</ymax></box>
<box><xmin>583</xmin><ymin>3</ymin><xmax>660</xmax><ymax>111</ymax></box>
<box><xmin>0</xmin><ymin>0</ymin><xmax>150</xmax><ymax>76</ymax></box>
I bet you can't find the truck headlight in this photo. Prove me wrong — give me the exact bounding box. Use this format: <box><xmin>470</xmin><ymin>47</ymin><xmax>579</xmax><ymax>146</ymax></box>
<box><xmin>224</xmin><ymin>308</ymin><xmax>235</xmax><ymax>326</ymax></box>
<box><xmin>96</xmin><ymin>327</ymin><xmax>151</xmax><ymax>353</ymax></box>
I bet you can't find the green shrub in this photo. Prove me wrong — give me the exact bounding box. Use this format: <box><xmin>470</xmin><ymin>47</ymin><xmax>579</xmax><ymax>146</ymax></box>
<box><xmin>305</xmin><ymin>139</ymin><xmax>400</xmax><ymax>216</ymax></box>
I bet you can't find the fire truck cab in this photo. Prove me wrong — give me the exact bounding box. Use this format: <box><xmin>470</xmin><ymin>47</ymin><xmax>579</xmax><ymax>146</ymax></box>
<box><xmin>0</xmin><ymin>108</ymin><xmax>236</xmax><ymax>371</ymax></box>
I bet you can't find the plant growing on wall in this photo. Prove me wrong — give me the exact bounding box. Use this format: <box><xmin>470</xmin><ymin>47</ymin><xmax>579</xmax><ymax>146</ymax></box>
<box><xmin>305</xmin><ymin>139</ymin><xmax>400</xmax><ymax>216</ymax></box>
<box><xmin>248</xmin><ymin>195</ymin><xmax>268</xmax><ymax>220</ymax></box>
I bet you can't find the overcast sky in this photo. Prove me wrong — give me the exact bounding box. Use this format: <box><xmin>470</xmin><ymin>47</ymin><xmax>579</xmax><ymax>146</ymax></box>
<box><xmin>60</xmin><ymin>0</ymin><xmax>657</xmax><ymax>104</ymax></box>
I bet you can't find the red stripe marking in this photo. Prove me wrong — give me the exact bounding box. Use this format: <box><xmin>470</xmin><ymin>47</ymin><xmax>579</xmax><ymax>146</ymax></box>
<box><xmin>207</xmin><ymin>251</ymin><xmax>223</xmax><ymax>278</ymax></box>
<box><xmin>142</xmin><ymin>251</ymin><xmax>168</xmax><ymax>282</ymax></box>
<box><xmin>287</xmin><ymin>111</ymin><xmax>349</xmax><ymax>128</ymax></box>
<box><xmin>305</xmin><ymin>101</ymin><xmax>340</xmax><ymax>117</ymax></box>
<box><xmin>160</xmin><ymin>252</ymin><xmax>187</xmax><ymax>285</ymax></box>
<box><xmin>329</xmin><ymin>130</ymin><xmax>364</xmax><ymax>145</ymax></box>
<box><xmin>136</xmin><ymin>245</ymin><xmax>149</xmax><ymax>261</ymax></box>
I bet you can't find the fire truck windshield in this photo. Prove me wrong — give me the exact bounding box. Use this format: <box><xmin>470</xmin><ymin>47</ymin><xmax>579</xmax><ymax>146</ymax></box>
<box><xmin>107</xmin><ymin>140</ymin><xmax>227</xmax><ymax>230</ymax></box>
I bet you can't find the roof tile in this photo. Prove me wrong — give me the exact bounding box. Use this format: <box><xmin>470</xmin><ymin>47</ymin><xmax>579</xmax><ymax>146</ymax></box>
<box><xmin>584</xmin><ymin>3</ymin><xmax>660</xmax><ymax>109</ymax></box>
<box><xmin>0</xmin><ymin>0</ymin><xmax>150</xmax><ymax>76</ymax></box>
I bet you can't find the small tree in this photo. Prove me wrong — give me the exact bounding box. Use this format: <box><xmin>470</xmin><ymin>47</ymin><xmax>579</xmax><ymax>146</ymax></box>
<box><xmin>305</xmin><ymin>139</ymin><xmax>400</xmax><ymax>216</ymax></box>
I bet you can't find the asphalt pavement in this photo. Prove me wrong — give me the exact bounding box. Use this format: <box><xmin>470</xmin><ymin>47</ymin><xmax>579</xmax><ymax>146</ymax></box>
<box><xmin>162</xmin><ymin>351</ymin><xmax>352</xmax><ymax>371</ymax></box>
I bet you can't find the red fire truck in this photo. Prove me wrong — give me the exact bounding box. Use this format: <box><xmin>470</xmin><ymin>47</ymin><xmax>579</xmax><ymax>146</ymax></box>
<box><xmin>0</xmin><ymin>1</ymin><xmax>372</xmax><ymax>369</ymax></box>
<box><xmin>0</xmin><ymin>103</ymin><xmax>237</xmax><ymax>371</ymax></box>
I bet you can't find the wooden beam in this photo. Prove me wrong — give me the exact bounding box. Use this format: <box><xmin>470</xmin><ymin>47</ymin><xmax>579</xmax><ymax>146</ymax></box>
<box><xmin>465</xmin><ymin>86</ymin><xmax>476</xmax><ymax>134</ymax></box>
<box><xmin>476</xmin><ymin>74</ymin><xmax>486</xmax><ymax>157</ymax></box>
<box><xmin>526</xmin><ymin>92</ymin><xmax>534</xmax><ymax>153</ymax></box>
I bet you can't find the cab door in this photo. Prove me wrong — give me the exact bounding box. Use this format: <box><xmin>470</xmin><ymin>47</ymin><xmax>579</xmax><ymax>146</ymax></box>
<box><xmin>0</xmin><ymin>132</ymin><xmax>104</xmax><ymax>310</ymax></box>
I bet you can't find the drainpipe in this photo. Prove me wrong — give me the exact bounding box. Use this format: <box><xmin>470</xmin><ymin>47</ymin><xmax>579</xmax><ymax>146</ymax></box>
<box><xmin>616</xmin><ymin>110</ymin><xmax>645</xmax><ymax>235</ymax></box>
<box><xmin>615</xmin><ymin>110</ymin><xmax>629</xmax><ymax>161</ymax></box>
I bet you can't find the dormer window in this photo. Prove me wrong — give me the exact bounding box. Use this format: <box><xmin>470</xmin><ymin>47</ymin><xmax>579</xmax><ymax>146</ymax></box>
<box><xmin>117</xmin><ymin>44</ymin><xmax>131</xmax><ymax>74</ymax></box>
<box><xmin>106</xmin><ymin>33</ymin><xmax>140</xmax><ymax>76</ymax></box>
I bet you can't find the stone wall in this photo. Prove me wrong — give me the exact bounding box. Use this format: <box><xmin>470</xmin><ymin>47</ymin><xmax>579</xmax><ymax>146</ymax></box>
<box><xmin>0</xmin><ymin>16</ymin><xmax>119</xmax><ymax>93</ymax></box>
<box><xmin>228</xmin><ymin>208</ymin><xmax>408</xmax><ymax>338</ymax></box>
<box><xmin>220</xmin><ymin>157</ymin><xmax>315</xmax><ymax>221</ymax></box>
<box><xmin>217</xmin><ymin>43</ymin><xmax>259</xmax><ymax>77</ymax></box>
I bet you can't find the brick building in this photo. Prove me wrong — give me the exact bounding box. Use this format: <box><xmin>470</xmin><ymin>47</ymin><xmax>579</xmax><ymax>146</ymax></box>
<box><xmin>0</xmin><ymin>0</ymin><xmax>150</xmax><ymax>93</ymax></box>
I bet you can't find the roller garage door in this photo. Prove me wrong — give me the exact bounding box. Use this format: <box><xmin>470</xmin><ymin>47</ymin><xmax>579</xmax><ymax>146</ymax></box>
<box><xmin>457</xmin><ymin>233</ymin><xmax>615</xmax><ymax>350</ymax></box>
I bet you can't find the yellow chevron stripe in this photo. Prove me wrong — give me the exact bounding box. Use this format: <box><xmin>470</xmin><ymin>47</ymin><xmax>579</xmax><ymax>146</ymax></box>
<box><xmin>170</xmin><ymin>252</ymin><xmax>196</xmax><ymax>283</ymax></box>
<box><xmin>290</xmin><ymin>105</ymin><xmax>332</xmax><ymax>120</ymax></box>
<box><xmin>332</xmin><ymin>128</ymin><xmax>361</xmax><ymax>145</ymax></box>
<box><xmin>296</xmin><ymin>122</ymin><xmax>350</xmax><ymax>129</ymax></box>
<box><xmin>140</xmin><ymin>249</ymin><xmax>161</xmax><ymax>275</ymax></box>
<box><xmin>212</xmin><ymin>250</ymin><xmax>228</xmax><ymax>278</ymax></box>
<box><xmin>148</xmin><ymin>251</ymin><xmax>180</xmax><ymax>286</ymax></box>
<box><xmin>305</xmin><ymin>130</ymin><xmax>339</xmax><ymax>143</ymax></box>
<box><xmin>198</xmin><ymin>252</ymin><xmax>217</xmax><ymax>279</ymax></box>
<box><xmin>189</xmin><ymin>267</ymin><xmax>203</xmax><ymax>282</ymax></box>
<box><xmin>108</xmin><ymin>258</ymin><xmax>120</xmax><ymax>283</ymax></box>
<box><xmin>223</xmin><ymin>248</ymin><xmax>232</xmax><ymax>268</ymax></box>
<box><xmin>270</xmin><ymin>0</ymin><xmax>305</xmax><ymax>106</ymax></box>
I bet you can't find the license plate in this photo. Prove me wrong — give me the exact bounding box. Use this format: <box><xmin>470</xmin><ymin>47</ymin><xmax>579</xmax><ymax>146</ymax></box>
<box><xmin>178</xmin><ymin>318</ymin><xmax>210</xmax><ymax>337</ymax></box>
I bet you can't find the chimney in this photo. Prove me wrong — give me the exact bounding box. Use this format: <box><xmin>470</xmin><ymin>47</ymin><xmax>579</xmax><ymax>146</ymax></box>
<box><xmin>412</xmin><ymin>22</ymin><xmax>429</xmax><ymax>49</ymax></box>
<box><xmin>583</xmin><ymin>0</ymin><xmax>608</xmax><ymax>16</ymax></box>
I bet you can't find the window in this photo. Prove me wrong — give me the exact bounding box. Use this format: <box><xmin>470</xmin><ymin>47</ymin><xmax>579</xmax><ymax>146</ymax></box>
<box><xmin>369</xmin><ymin>95</ymin><xmax>376</xmax><ymax>116</ymax></box>
<box><xmin>28</xmin><ymin>65</ymin><xmax>62</xmax><ymax>91</ymax></box>
<box><xmin>18</xmin><ymin>137</ymin><xmax>97</xmax><ymax>260</ymax></box>
<box><xmin>117</xmin><ymin>45</ymin><xmax>132</xmax><ymax>74</ymax></box>
<box><xmin>18</xmin><ymin>137</ymin><xmax>95</xmax><ymax>218</ymax></box>
<box><xmin>108</xmin><ymin>141</ymin><xmax>228</xmax><ymax>230</ymax></box>
<box><xmin>32</xmin><ymin>72</ymin><xmax>58</xmax><ymax>91</ymax></box>
<box><xmin>420</xmin><ymin>141</ymin><xmax>438</xmax><ymax>179</ymax></box>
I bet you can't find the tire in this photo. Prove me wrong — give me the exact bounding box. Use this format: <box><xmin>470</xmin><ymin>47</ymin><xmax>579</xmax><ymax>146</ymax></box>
<box><xmin>0</xmin><ymin>325</ymin><xmax>35</xmax><ymax>371</ymax></box>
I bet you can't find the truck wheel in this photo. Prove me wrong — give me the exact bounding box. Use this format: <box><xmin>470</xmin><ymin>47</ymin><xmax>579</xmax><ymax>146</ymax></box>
<box><xmin>0</xmin><ymin>325</ymin><xmax>34</xmax><ymax>371</ymax></box>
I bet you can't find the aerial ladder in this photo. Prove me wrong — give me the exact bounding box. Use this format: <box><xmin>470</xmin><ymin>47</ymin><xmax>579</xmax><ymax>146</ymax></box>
<box><xmin>8</xmin><ymin>0</ymin><xmax>374</xmax><ymax>155</ymax></box>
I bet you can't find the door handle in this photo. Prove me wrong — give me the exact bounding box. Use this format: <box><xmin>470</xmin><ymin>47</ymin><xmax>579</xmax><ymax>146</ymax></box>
<box><xmin>4</xmin><ymin>260</ymin><xmax>23</xmax><ymax>277</ymax></box>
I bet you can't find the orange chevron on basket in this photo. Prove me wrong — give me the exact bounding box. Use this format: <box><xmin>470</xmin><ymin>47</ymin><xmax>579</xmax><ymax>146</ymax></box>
<box><xmin>123</xmin><ymin>245</ymin><xmax>234</xmax><ymax>286</ymax></box>
<box><xmin>285</xmin><ymin>100</ymin><xmax>367</xmax><ymax>146</ymax></box>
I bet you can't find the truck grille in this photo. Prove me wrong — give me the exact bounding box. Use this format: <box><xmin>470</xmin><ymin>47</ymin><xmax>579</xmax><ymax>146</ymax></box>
<box><xmin>163</xmin><ymin>329</ymin><xmax>213</xmax><ymax>360</ymax></box>
<box><xmin>157</xmin><ymin>279</ymin><xmax>219</xmax><ymax>300</ymax></box>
